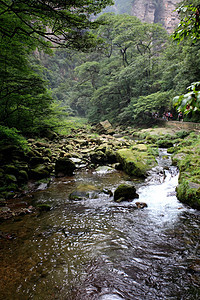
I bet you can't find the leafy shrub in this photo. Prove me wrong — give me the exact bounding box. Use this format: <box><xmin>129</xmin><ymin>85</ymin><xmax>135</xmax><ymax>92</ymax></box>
<box><xmin>0</xmin><ymin>126</ymin><xmax>29</xmax><ymax>151</ymax></box>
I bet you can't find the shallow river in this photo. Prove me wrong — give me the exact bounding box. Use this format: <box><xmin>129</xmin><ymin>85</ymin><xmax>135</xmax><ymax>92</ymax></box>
<box><xmin>0</xmin><ymin>150</ymin><xmax>200</xmax><ymax>299</ymax></box>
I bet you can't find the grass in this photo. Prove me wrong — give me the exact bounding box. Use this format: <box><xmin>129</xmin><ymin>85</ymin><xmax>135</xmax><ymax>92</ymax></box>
<box><xmin>55</xmin><ymin>117</ymin><xmax>92</xmax><ymax>135</ymax></box>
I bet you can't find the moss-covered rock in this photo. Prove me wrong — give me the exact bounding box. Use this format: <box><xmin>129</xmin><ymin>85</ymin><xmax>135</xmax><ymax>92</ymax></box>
<box><xmin>131</xmin><ymin>144</ymin><xmax>148</xmax><ymax>151</ymax></box>
<box><xmin>29</xmin><ymin>156</ymin><xmax>46</xmax><ymax>166</ymax></box>
<box><xmin>36</xmin><ymin>203</ymin><xmax>52</xmax><ymax>211</ymax></box>
<box><xmin>176</xmin><ymin>180</ymin><xmax>200</xmax><ymax>210</ymax></box>
<box><xmin>18</xmin><ymin>170</ymin><xmax>29</xmax><ymax>183</ymax></box>
<box><xmin>55</xmin><ymin>157</ymin><xmax>76</xmax><ymax>177</ymax></box>
<box><xmin>114</xmin><ymin>184</ymin><xmax>139</xmax><ymax>202</ymax></box>
<box><xmin>5</xmin><ymin>174</ymin><xmax>17</xmax><ymax>183</ymax></box>
<box><xmin>105</xmin><ymin>148</ymin><xmax>117</xmax><ymax>163</ymax></box>
<box><xmin>29</xmin><ymin>164</ymin><xmax>51</xmax><ymax>180</ymax></box>
<box><xmin>172</xmin><ymin>132</ymin><xmax>200</xmax><ymax>209</ymax></box>
<box><xmin>116</xmin><ymin>148</ymin><xmax>157</xmax><ymax>177</ymax></box>
<box><xmin>90</xmin><ymin>150</ymin><xmax>107</xmax><ymax>165</ymax></box>
<box><xmin>4</xmin><ymin>164</ymin><xmax>19</xmax><ymax>176</ymax></box>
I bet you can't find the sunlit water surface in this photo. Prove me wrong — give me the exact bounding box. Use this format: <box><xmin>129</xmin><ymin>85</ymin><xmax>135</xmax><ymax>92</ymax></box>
<box><xmin>0</xmin><ymin>150</ymin><xmax>199</xmax><ymax>299</ymax></box>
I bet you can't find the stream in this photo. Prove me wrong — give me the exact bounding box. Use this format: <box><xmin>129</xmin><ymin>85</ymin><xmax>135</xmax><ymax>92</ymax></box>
<box><xmin>0</xmin><ymin>149</ymin><xmax>200</xmax><ymax>299</ymax></box>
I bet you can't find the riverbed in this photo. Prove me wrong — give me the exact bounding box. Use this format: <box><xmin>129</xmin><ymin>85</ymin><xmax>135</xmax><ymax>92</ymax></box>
<box><xmin>0</xmin><ymin>150</ymin><xmax>199</xmax><ymax>299</ymax></box>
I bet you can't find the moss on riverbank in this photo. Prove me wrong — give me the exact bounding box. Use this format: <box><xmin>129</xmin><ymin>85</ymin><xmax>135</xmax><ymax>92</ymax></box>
<box><xmin>171</xmin><ymin>132</ymin><xmax>200</xmax><ymax>209</ymax></box>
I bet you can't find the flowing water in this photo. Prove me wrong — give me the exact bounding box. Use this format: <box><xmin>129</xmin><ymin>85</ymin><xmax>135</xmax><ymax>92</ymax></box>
<box><xmin>0</xmin><ymin>150</ymin><xmax>200</xmax><ymax>299</ymax></box>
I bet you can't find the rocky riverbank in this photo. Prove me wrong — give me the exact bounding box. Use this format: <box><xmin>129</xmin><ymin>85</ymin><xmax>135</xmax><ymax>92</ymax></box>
<box><xmin>0</xmin><ymin>121</ymin><xmax>199</xmax><ymax>220</ymax></box>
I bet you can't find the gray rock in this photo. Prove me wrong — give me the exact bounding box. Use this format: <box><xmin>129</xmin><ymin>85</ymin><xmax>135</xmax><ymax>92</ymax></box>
<box><xmin>95</xmin><ymin>120</ymin><xmax>114</xmax><ymax>135</ymax></box>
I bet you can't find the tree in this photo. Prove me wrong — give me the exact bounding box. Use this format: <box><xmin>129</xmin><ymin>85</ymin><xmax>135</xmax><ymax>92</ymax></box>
<box><xmin>76</xmin><ymin>14</ymin><xmax>168</xmax><ymax>123</ymax></box>
<box><xmin>173</xmin><ymin>1</ymin><xmax>200</xmax><ymax>43</ymax></box>
<box><xmin>172</xmin><ymin>1</ymin><xmax>200</xmax><ymax>119</ymax></box>
<box><xmin>0</xmin><ymin>0</ymin><xmax>114</xmax><ymax>50</ymax></box>
<box><xmin>173</xmin><ymin>82</ymin><xmax>200</xmax><ymax>115</ymax></box>
<box><xmin>0</xmin><ymin>0</ymin><xmax>114</xmax><ymax>134</ymax></box>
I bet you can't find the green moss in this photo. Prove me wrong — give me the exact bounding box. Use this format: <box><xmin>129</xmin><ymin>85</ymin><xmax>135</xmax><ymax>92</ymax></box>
<box><xmin>176</xmin><ymin>179</ymin><xmax>200</xmax><ymax>209</ymax></box>
<box><xmin>116</xmin><ymin>148</ymin><xmax>157</xmax><ymax>177</ymax></box>
<box><xmin>131</xmin><ymin>144</ymin><xmax>148</xmax><ymax>151</ymax></box>
<box><xmin>5</xmin><ymin>174</ymin><xmax>17</xmax><ymax>183</ymax></box>
<box><xmin>173</xmin><ymin>133</ymin><xmax>200</xmax><ymax>209</ymax></box>
<box><xmin>114</xmin><ymin>184</ymin><xmax>138</xmax><ymax>201</ymax></box>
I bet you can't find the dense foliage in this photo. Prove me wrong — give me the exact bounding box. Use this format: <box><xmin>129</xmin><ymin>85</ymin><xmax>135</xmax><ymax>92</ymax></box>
<box><xmin>172</xmin><ymin>0</ymin><xmax>200</xmax><ymax>116</ymax></box>
<box><xmin>1</xmin><ymin>0</ymin><xmax>200</xmax><ymax>140</ymax></box>
<box><xmin>173</xmin><ymin>0</ymin><xmax>200</xmax><ymax>42</ymax></box>
<box><xmin>43</xmin><ymin>10</ymin><xmax>200</xmax><ymax>125</ymax></box>
<box><xmin>0</xmin><ymin>0</ymin><xmax>113</xmax><ymax>135</ymax></box>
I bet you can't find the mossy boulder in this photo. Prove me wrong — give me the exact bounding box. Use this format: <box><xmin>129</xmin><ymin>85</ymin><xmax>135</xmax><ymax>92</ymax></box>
<box><xmin>18</xmin><ymin>170</ymin><xmax>29</xmax><ymax>183</ymax></box>
<box><xmin>131</xmin><ymin>144</ymin><xmax>148</xmax><ymax>151</ymax></box>
<box><xmin>114</xmin><ymin>184</ymin><xmax>139</xmax><ymax>202</ymax></box>
<box><xmin>172</xmin><ymin>133</ymin><xmax>200</xmax><ymax>209</ymax></box>
<box><xmin>29</xmin><ymin>164</ymin><xmax>51</xmax><ymax>180</ymax></box>
<box><xmin>55</xmin><ymin>157</ymin><xmax>76</xmax><ymax>177</ymax></box>
<box><xmin>90</xmin><ymin>150</ymin><xmax>107</xmax><ymax>165</ymax></box>
<box><xmin>116</xmin><ymin>148</ymin><xmax>156</xmax><ymax>177</ymax></box>
<box><xmin>29</xmin><ymin>156</ymin><xmax>46</xmax><ymax>166</ymax></box>
<box><xmin>36</xmin><ymin>203</ymin><xmax>52</xmax><ymax>211</ymax></box>
<box><xmin>5</xmin><ymin>174</ymin><xmax>17</xmax><ymax>183</ymax></box>
<box><xmin>105</xmin><ymin>148</ymin><xmax>117</xmax><ymax>163</ymax></box>
<box><xmin>176</xmin><ymin>180</ymin><xmax>200</xmax><ymax>210</ymax></box>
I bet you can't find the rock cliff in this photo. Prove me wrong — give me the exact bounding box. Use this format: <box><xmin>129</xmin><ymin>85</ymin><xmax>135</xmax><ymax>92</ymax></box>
<box><xmin>131</xmin><ymin>0</ymin><xmax>181</xmax><ymax>33</ymax></box>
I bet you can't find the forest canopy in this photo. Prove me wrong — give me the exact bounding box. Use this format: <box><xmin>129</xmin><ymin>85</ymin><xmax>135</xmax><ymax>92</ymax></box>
<box><xmin>0</xmin><ymin>0</ymin><xmax>114</xmax><ymax>49</ymax></box>
<box><xmin>45</xmin><ymin>11</ymin><xmax>200</xmax><ymax>125</ymax></box>
<box><xmin>0</xmin><ymin>0</ymin><xmax>114</xmax><ymax>135</ymax></box>
<box><xmin>0</xmin><ymin>0</ymin><xmax>199</xmax><ymax>139</ymax></box>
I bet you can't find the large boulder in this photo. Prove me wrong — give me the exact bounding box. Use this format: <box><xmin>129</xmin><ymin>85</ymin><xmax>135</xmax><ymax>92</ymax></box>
<box><xmin>55</xmin><ymin>157</ymin><xmax>76</xmax><ymax>177</ymax></box>
<box><xmin>114</xmin><ymin>184</ymin><xmax>139</xmax><ymax>202</ymax></box>
<box><xmin>116</xmin><ymin>148</ymin><xmax>157</xmax><ymax>178</ymax></box>
<box><xmin>176</xmin><ymin>180</ymin><xmax>200</xmax><ymax>210</ymax></box>
<box><xmin>95</xmin><ymin>120</ymin><xmax>114</xmax><ymax>135</ymax></box>
<box><xmin>90</xmin><ymin>150</ymin><xmax>107</xmax><ymax>165</ymax></box>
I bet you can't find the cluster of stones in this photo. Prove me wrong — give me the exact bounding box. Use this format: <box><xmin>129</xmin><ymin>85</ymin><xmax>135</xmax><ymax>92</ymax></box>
<box><xmin>0</xmin><ymin>122</ymin><xmax>158</xmax><ymax>202</ymax></box>
<box><xmin>0</xmin><ymin>129</ymin><xmax>125</xmax><ymax>200</ymax></box>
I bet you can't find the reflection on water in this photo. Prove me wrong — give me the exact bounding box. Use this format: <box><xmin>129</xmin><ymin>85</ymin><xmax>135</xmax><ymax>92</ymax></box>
<box><xmin>0</xmin><ymin>150</ymin><xmax>199</xmax><ymax>299</ymax></box>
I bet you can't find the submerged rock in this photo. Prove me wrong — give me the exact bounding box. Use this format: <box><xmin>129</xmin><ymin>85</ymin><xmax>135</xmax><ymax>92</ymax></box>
<box><xmin>69</xmin><ymin>184</ymin><xmax>100</xmax><ymax>200</ymax></box>
<box><xmin>95</xmin><ymin>166</ymin><xmax>115</xmax><ymax>174</ymax></box>
<box><xmin>36</xmin><ymin>203</ymin><xmax>52</xmax><ymax>211</ymax></box>
<box><xmin>114</xmin><ymin>184</ymin><xmax>139</xmax><ymax>202</ymax></box>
